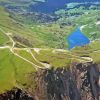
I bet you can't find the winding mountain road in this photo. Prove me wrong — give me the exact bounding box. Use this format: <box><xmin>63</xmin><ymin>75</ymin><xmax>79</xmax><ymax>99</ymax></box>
<box><xmin>28</xmin><ymin>49</ymin><xmax>51</xmax><ymax>68</ymax></box>
<box><xmin>0</xmin><ymin>28</ymin><xmax>48</xmax><ymax>70</ymax></box>
<box><xmin>0</xmin><ymin>27</ymin><xmax>99</xmax><ymax>69</ymax></box>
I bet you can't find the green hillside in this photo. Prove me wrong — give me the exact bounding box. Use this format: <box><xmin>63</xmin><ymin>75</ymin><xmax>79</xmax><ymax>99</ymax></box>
<box><xmin>0</xmin><ymin>30</ymin><xmax>9</xmax><ymax>46</ymax></box>
<box><xmin>0</xmin><ymin>7</ymin><xmax>43</xmax><ymax>47</ymax></box>
<box><xmin>0</xmin><ymin>48</ymin><xmax>35</xmax><ymax>93</ymax></box>
<box><xmin>0</xmin><ymin>1</ymin><xmax>100</xmax><ymax>94</ymax></box>
<box><xmin>1</xmin><ymin>46</ymin><xmax>97</xmax><ymax>93</ymax></box>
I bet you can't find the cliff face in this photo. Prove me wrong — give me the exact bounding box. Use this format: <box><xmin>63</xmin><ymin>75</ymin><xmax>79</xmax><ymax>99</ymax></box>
<box><xmin>0</xmin><ymin>63</ymin><xmax>100</xmax><ymax>100</ymax></box>
<box><xmin>34</xmin><ymin>63</ymin><xmax>100</xmax><ymax>100</ymax></box>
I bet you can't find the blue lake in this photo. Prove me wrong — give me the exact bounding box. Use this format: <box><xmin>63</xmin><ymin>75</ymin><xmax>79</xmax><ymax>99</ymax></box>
<box><xmin>67</xmin><ymin>28</ymin><xmax>90</xmax><ymax>50</ymax></box>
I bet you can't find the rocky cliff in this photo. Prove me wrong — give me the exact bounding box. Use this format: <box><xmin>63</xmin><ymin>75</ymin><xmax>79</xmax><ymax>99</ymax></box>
<box><xmin>0</xmin><ymin>63</ymin><xmax>100</xmax><ymax>100</ymax></box>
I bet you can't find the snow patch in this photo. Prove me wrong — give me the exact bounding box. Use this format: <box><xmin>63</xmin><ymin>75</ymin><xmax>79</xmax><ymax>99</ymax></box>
<box><xmin>96</xmin><ymin>21</ymin><xmax>100</xmax><ymax>25</ymax></box>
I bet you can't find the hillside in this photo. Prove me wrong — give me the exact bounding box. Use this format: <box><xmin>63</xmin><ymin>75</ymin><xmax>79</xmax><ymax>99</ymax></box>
<box><xmin>0</xmin><ymin>7</ymin><xmax>45</xmax><ymax>48</ymax></box>
<box><xmin>0</xmin><ymin>0</ymin><xmax>100</xmax><ymax>99</ymax></box>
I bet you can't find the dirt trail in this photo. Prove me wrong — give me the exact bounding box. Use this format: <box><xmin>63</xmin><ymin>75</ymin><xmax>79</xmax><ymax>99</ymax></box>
<box><xmin>0</xmin><ymin>27</ymin><xmax>96</xmax><ymax>69</ymax></box>
<box><xmin>29</xmin><ymin>49</ymin><xmax>51</xmax><ymax>68</ymax></box>
<box><xmin>0</xmin><ymin>28</ymin><xmax>47</xmax><ymax>70</ymax></box>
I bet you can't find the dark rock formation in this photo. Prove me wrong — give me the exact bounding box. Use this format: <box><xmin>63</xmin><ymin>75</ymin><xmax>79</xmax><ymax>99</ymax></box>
<box><xmin>13</xmin><ymin>35</ymin><xmax>33</xmax><ymax>47</ymax></box>
<box><xmin>33</xmin><ymin>63</ymin><xmax>100</xmax><ymax>100</ymax></box>
<box><xmin>0</xmin><ymin>63</ymin><xmax>100</xmax><ymax>100</ymax></box>
<box><xmin>0</xmin><ymin>88</ymin><xmax>34</xmax><ymax>100</ymax></box>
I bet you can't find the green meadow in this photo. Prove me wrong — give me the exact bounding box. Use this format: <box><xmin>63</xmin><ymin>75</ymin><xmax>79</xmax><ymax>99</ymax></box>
<box><xmin>0</xmin><ymin>49</ymin><xmax>35</xmax><ymax>93</ymax></box>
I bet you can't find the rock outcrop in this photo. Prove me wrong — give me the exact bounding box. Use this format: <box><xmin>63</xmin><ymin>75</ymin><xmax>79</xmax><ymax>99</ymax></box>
<box><xmin>0</xmin><ymin>63</ymin><xmax>100</xmax><ymax>100</ymax></box>
<box><xmin>0</xmin><ymin>88</ymin><xmax>34</xmax><ymax>100</ymax></box>
<box><xmin>33</xmin><ymin>63</ymin><xmax>100</xmax><ymax>100</ymax></box>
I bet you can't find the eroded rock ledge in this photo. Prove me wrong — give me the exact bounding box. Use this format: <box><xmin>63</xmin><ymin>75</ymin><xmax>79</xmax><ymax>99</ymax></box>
<box><xmin>0</xmin><ymin>88</ymin><xmax>33</xmax><ymax>100</ymax></box>
<box><xmin>34</xmin><ymin>63</ymin><xmax>100</xmax><ymax>100</ymax></box>
<box><xmin>0</xmin><ymin>63</ymin><xmax>100</xmax><ymax>100</ymax></box>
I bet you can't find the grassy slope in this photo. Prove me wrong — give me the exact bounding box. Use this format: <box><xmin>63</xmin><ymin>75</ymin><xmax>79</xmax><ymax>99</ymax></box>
<box><xmin>0</xmin><ymin>1</ymin><xmax>100</xmax><ymax>49</ymax></box>
<box><xmin>0</xmin><ymin>6</ymin><xmax>73</xmax><ymax>93</ymax></box>
<box><xmin>0</xmin><ymin>49</ymin><xmax>35</xmax><ymax>93</ymax></box>
<box><xmin>0</xmin><ymin>46</ymin><xmax>100</xmax><ymax>93</ymax></box>
<box><xmin>4</xmin><ymin>2</ymin><xmax>99</xmax><ymax>49</ymax></box>
<box><xmin>30</xmin><ymin>24</ymin><xmax>73</xmax><ymax>48</ymax></box>
<box><xmin>0</xmin><ymin>30</ymin><xmax>9</xmax><ymax>46</ymax></box>
<box><xmin>0</xmin><ymin>47</ymin><xmax>93</xmax><ymax>93</ymax></box>
<box><xmin>75</xmin><ymin>10</ymin><xmax>100</xmax><ymax>39</ymax></box>
<box><xmin>56</xmin><ymin>8</ymin><xmax>100</xmax><ymax>40</ymax></box>
<box><xmin>32</xmin><ymin>49</ymin><xmax>71</xmax><ymax>68</ymax></box>
<box><xmin>14</xmin><ymin>49</ymin><xmax>44</xmax><ymax>67</ymax></box>
<box><xmin>0</xmin><ymin>7</ymin><xmax>42</xmax><ymax>47</ymax></box>
<box><xmin>16</xmin><ymin>9</ymin><xmax>100</xmax><ymax>49</ymax></box>
<box><xmin>71</xmin><ymin>41</ymin><xmax>100</xmax><ymax>63</ymax></box>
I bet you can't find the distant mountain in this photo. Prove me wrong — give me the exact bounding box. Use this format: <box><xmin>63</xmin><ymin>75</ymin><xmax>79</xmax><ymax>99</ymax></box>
<box><xmin>0</xmin><ymin>0</ymin><xmax>99</xmax><ymax>13</ymax></box>
<box><xmin>29</xmin><ymin>0</ymin><xmax>100</xmax><ymax>13</ymax></box>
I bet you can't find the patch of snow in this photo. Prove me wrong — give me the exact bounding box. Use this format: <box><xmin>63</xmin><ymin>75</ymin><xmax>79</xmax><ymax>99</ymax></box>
<box><xmin>80</xmin><ymin>25</ymin><xmax>87</xmax><ymax>31</ymax></box>
<box><xmin>96</xmin><ymin>21</ymin><xmax>100</xmax><ymax>25</ymax></box>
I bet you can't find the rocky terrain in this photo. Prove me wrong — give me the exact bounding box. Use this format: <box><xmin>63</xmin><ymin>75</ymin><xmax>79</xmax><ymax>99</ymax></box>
<box><xmin>0</xmin><ymin>62</ymin><xmax>100</xmax><ymax>100</ymax></box>
<box><xmin>0</xmin><ymin>88</ymin><xmax>33</xmax><ymax>100</ymax></box>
